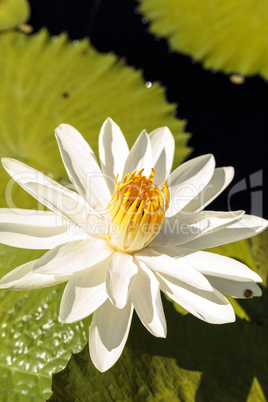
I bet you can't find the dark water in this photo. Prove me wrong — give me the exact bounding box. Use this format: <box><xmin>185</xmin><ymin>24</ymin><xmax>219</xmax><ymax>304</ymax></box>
<box><xmin>28</xmin><ymin>0</ymin><xmax>268</xmax><ymax>218</ymax></box>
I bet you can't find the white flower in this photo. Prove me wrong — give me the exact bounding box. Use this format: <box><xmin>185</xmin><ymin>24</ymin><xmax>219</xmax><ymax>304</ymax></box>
<box><xmin>0</xmin><ymin>118</ymin><xmax>267</xmax><ymax>372</ymax></box>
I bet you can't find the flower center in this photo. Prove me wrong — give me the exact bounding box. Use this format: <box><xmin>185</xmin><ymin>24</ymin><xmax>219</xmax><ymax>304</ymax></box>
<box><xmin>105</xmin><ymin>169</ymin><xmax>169</xmax><ymax>253</ymax></box>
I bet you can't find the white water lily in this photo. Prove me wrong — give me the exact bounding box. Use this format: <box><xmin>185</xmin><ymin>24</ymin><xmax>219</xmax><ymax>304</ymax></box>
<box><xmin>0</xmin><ymin>118</ymin><xmax>267</xmax><ymax>372</ymax></box>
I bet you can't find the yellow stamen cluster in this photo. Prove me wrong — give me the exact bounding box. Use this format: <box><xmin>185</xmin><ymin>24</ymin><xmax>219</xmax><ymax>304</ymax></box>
<box><xmin>105</xmin><ymin>169</ymin><xmax>169</xmax><ymax>253</ymax></box>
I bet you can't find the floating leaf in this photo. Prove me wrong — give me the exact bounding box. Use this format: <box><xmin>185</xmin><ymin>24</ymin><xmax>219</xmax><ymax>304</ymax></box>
<box><xmin>139</xmin><ymin>0</ymin><xmax>268</xmax><ymax>77</ymax></box>
<box><xmin>49</xmin><ymin>232</ymin><xmax>268</xmax><ymax>401</ymax></box>
<box><xmin>0</xmin><ymin>29</ymin><xmax>189</xmax><ymax>399</ymax></box>
<box><xmin>0</xmin><ymin>0</ymin><xmax>30</xmax><ymax>31</ymax></box>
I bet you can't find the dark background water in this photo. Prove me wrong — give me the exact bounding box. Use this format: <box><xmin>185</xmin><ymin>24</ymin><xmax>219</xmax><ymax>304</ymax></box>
<box><xmin>28</xmin><ymin>0</ymin><xmax>268</xmax><ymax>218</ymax></box>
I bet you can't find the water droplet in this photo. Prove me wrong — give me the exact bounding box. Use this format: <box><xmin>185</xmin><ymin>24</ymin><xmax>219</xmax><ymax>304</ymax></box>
<box><xmin>154</xmin><ymin>35</ymin><xmax>161</xmax><ymax>41</ymax></box>
<box><xmin>17</xmin><ymin>24</ymin><xmax>33</xmax><ymax>34</ymax></box>
<box><xmin>134</xmin><ymin>7</ymin><xmax>140</xmax><ymax>15</ymax></box>
<box><xmin>172</xmin><ymin>109</ymin><xmax>178</xmax><ymax>116</ymax></box>
<box><xmin>145</xmin><ymin>81</ymin><xmax>152</xmax><ymax>88</ymax></box>
<box><xmin>229</xmin><ymin>74</ymin><xmax>245</xmax><ymax>85</ymax></box>
<box><xmin>51</xmin><ymin>36</ymin><xmax>58</xmax><ymax>42</ymax></box>
<box><xmin>141</xmin><ymin>17</ymin><xmax>148</xmax><ymax>24</ymax></box>
<box><xmin>72</xmin><ymin>39</ymin><xmax>79</xmax><ymax>46</ymax></box>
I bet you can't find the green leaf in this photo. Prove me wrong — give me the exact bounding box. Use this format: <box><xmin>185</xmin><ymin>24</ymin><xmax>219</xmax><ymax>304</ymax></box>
<box><xmin>0</xmin><ymin>0</ymin><xmax>30</xmax><ymax>31</ymax></box>
<box><xmin>0</xmin><ymin>29</ymin><xmax>189</xmax><ymax>209</ymax></box>
<box><xmin>49</xmin><ymin>230</ymin><xmax>268</xmax><ymax>401</ymax></box>
<box><xmin>0</xmin><ymin>29</ymin><xmax>189</xmax><ymax>399</ymax></box>
<box><xmin>139</xmin><ymin>0</ymin><xmax>268</xmax><ymax>78</ymax></box>
<box><xmin>0</xmin><ymin>247</ymin><xmax>90</xmax><ymax>401</ymax></box>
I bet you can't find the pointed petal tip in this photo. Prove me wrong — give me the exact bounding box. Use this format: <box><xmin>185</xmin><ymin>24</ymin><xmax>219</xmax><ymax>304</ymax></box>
<box><xmin>1</xmin><ymin>156</ymin><xmax>8</xmax><ymax>165</ymax></box>
<box><xmin>198</xmin><ymin>153</ymin><xmax>215</xmax><ymax>166</ymax></box>
<box><xmin>89</xmin><ymin>338</ymin><xmax>119</xmax><ymax>373</ymax></box>
<box><xmin>245</xmin><ymin>283</ymin><xmax>262</xmax><ymax>298</ymax></box>
<box><xmin>229</xmin><ymin>313</ymin><xmax>236</xmax><ymax>324</ymax></box>
<box><xmin>226</xmin><ymin>165</ymin><xmax>235</xmax><ymax>176</ymax></box>
<box><xmin>208</xmin><ymin>153</ymin><xmax>215</xmax><ymax>164</ymax></box>
<box><xmin>58</xmin><ymin>314</ymin><xmax>77</xmax><ymax>324</ymax></box>
<box><xmin>252</xmin><ymin>272</ymin><xmax>263</xmax><ymax>283</ymax></box>
<box><xmin>210</xmin><ymin>305</ymin><xmax>236</xmax><ymax>325</ymax></box>
<box><xmin>157</xmin><ymin>327</ymin><xmax>167</xmax><ymax>338</ymax></box>
<box><xmin>1</xmin><ymin>156</ymin><xmax>14</xmax><ymax>169</ymax></box>
<box><xmin>90</xmin><ymin>355</ymin><xmax>112</xmax><ymax>373</ymax></box>
<box><xmin>105</xmin><ymin>116</ymin><xmax>114</xmax><ymax>124</ymax></box>
<box><xmin>55</xmin><ymin>123</ymin><xmax>74</xmax><ymax>135</ymax></box>
<box><xmin>140</xmin><ymin>128</ymin><xmax>149</xmax><ymax>137</ymax></box>
<box><xmin>256</xmin><ymin>285</ymin><xmax>262</xmax><ymax>297</ymax></box>
<box><xmin>101</xmin><ymin>117</ymin><xmax>118</xmax><ymax>130</ymax></box>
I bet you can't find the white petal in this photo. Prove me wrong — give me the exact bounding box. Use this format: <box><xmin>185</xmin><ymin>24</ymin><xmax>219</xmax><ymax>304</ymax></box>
<box><xmin>26</xmin><ymin>182</ymin><xmax>102</xmax><ymax>235</ymax></box>
<box><xmin>0</xmin><ymin>208</ymin><xmax>66</xmax><ymax>226</ymax></box>
<box><xmin>33</xmin><ymin>238</ymin><xmax>114</xmax><ymax>275</ymax></box>
<box><xmin>122</xmin><ymin>130</ymin><xmax>152</xmax><ymax>178</ymax></box>
<box><xmin>98</xmin><ymin>118</ymin><xmax>129</xmax><ymax>193</ymax></box>
<box><xmin>1</xmin><ymin>158</ymin><xmax>102</xmax><ymax>234</ymax></box>
<box><xmin>89</xmin><ymin>299</ymin><xmax>134</xmax><ymax>372</ymax></box>
<box><xmin>169</xmin><ymin>249</ymin><xmax>262</xmax><ymax>282</ymax></box>
<box><xmin>185</xmin><ymin>214</ymin><xmax>268</xmax><ymax>249</ymax></box>
<box><xmin>205</xmin><ymin>276</ymin><xmax>262</xmax><ymax>299</ymax></box>
<box><xmin>150</xmin><ymin>210</ymin><xmax>244</xmax><ymax>247</ymax></box>
<box><xmin>0</xmin><ymin>260</ymin><xmax>70</xmax><ymax>290</ymax></box>
<box><xmin>106</xmin><ymin>252</ymin><xmax>138</xmax><ymax>309</ymax></box>
<box><xmin>59</xmin><ymin>259</ymin><xmax>109</xmax><ymax>323</ymax></box>
<box><xmin>182</xmin><ymin>166</ymin><xmax>234</xmax><ymax>213</ymax></box>
<box><xmin>2</xmin><ymin>157</ymin><xmax>64</xmax><ymax>191</ymax></box>
<box><xmin>131</xmin><ymin>258</ymin><xmax>166</xmax><ymax>337</ymax></box>
<box><xmin>0</xmin><ymin>209</ymin><xmax>88</xmax><ymax>249</ymax></box>
<box><xmin>136</xmin><ymin>248</ymin><xmax>213</xmax><ymax>291</ymax></box>
<box><xmin>149</xmin><ymin>126</ymin><xmax>174</xmax><ymax>185</ymax></box>
<box><xmin>166</xmin><ymin>154</ymin><xmax>215</xmax><ymax>216</ymax></box>
<box><xmin>55</xmin><ymin>124</ymin><xmax>111</xmax><ymax>211</ymax></box>
<box><xmin>157</xmin><ymin>273</ymin><xmax>235</xmax><ymax>324</ymax></box>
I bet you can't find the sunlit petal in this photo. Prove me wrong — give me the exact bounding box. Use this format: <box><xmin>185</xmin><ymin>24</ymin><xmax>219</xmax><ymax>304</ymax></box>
<box><xmin>33</xmin><ymin>238</ymin><xmax>114</xmax><ymax>275</ymax></box>
<box><xmin>149</xmin><ymin>126</ymin><xmax>174</xmax><ymax>185</ymax></box>
<box><xmin>131</xmin><ymin>259</ymin><xmax>166</xmax><ymax>337</ymax></box>
<box><xmin>89</xmin><ymin>299</ymin><xmax>133</xmax><ymax>372</ymax></box>
<box><xmin>99</xmin><ymin>118</ymin><xmax>129</xmax><ymax>193</ymax></box>
<box><xmin>0</xmin><ymin>260</ymin><xmax>70</xmax><ymax>290</ymax></box>
<box><xmin>56</xmin><ymin>123</ymin><xmax>111</xmax><ymax>211</ymax></box>
<box><xmin>122</xmin><ymin>129</ymin><xmax>152</xmax><ymax>177</ymax></box>
<box><xmin>106</xmin><ymin>252</ymin><xmax>138</xmax><ymax>309</ymax></box>
<box><xmin>59</xmin><ymin>259</ymin><xmax>109</xmax><ymax>323</ymax></box>
<box><xmin>166</xmin><ymin>154</ymin><xmax>215</xmax><ymax>216</ymax></box>
<box><xmin>158</xmin><ymin>273</ymin><xmax>235</xmax><ymax>324</ymax></box>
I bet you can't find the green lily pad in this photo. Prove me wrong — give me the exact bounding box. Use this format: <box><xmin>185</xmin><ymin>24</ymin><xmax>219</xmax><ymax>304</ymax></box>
<box><xmin>0</xmin><ymin>0</ymin><xmax>30</xmax><ymax>31</ymax></box>
<box><xmin>139</xmin><ymin>0</ymin><xmax>268</xmax><ymax>77</ymax></box>
<box><xmin>0</xmin><ymin>29</ymin><xmax>189</xmax><ymax>399</ymax></box>
<box><xmin>49</xmin><ymin>233</ymin><xmax>268</xmax><ymax>401</ymax></box>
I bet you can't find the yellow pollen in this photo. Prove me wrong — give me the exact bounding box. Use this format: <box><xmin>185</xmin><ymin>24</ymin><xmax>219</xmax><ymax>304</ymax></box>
<box><xmin>105</xmin><ymin>169</ymin><xmax>169</xmax><ymax>253</ymax></box>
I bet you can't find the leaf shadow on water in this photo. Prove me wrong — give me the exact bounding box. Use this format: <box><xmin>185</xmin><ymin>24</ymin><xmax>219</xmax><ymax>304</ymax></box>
<box><xmin>128</xmin><ymin>289</ymin><xmax>268</xmax><ymax>402</ymax></box>
<box><xmin>50</xmin><ymin>288</ymin><xmax>268</xmax><ymax>402</ymax></box>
